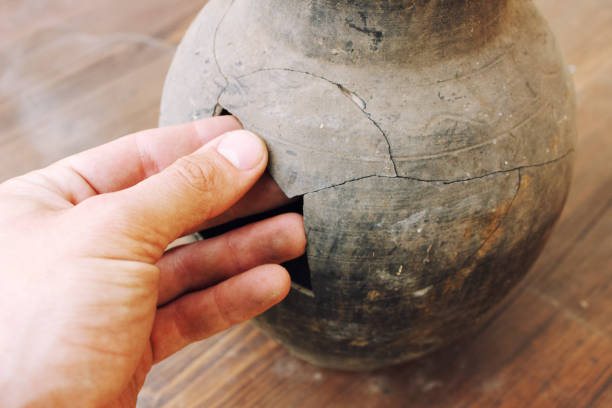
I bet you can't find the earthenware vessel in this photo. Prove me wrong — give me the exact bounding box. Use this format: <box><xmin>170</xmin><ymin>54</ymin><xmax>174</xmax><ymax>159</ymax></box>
<box><xmin>160</xmin><ymin>0</ymin><xmax>576</xmax><ymax>370</ymax></box>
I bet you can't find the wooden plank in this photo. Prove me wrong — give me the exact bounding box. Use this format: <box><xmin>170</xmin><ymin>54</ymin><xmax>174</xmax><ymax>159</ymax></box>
<box><xmin>0</xmin><ymin>0</ymin><xmax>204</xmax><ymax>182</ymax></box>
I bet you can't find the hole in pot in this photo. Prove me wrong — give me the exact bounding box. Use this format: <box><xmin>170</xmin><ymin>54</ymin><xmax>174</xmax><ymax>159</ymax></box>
<box><xmin>213</xmin><ymin>103</ymin><xmax>232</xmax><ymax>117</ymax></box>
<box><xmin>199</xmin><ymin>198</ymin><xmax>314</xmax><ymax>297</ymax></box>
<box><xmin>205</xmin><ymin>105</ymin><xmax>314</xmax><ymax>297</ymax></box>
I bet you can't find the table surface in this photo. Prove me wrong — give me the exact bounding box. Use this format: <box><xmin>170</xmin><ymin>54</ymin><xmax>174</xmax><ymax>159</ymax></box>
<box><xmin>1</xmin><ymin>1</ymin><xmax>611</xmax><ymax>407</ymax></box>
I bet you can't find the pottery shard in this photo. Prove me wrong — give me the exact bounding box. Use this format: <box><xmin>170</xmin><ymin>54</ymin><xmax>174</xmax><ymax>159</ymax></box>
<box><xmin>220</xmin><ymin>69</ymin><xmax>396</xmax><ymax>197</ymax></box>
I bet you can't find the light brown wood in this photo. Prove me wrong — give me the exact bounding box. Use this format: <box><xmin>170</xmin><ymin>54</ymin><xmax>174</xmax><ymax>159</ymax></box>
<box><xmin>1</xmin><ymin>1</ymin><xmax>611</xmax><ymax>407</ymax></box>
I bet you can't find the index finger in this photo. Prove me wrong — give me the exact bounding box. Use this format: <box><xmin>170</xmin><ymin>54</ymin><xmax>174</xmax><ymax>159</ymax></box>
<box><xmin>56</xmin><ymin>116</ymin><xmax>242</xmax><ymax>201</ymax></box>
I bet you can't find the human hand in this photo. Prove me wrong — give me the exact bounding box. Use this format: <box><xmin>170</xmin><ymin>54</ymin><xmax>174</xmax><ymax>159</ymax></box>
<box><xmin>0</xmin><ymin>116</ymin><xmax>305</xmax><ymax>407</ymax></box>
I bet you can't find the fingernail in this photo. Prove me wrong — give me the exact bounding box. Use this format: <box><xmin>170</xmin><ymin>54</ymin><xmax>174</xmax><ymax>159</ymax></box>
<box><xmin>217</xmin><ymin>130</ymin><xmax>265</xmax><ymax>170</ymax></box>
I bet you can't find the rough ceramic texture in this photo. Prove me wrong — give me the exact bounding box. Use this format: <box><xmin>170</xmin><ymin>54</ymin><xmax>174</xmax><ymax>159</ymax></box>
<box><xmin>160</xmin><ymin>0</ymin><xmax>576</xmax><ymax>370</ymax></box>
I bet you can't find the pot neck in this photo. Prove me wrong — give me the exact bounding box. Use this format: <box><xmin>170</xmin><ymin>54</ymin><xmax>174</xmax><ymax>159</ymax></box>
<box><xmin>251</xmin><ymin>0</ymin><xmax>513</xmax><ymax>64</ymax></box>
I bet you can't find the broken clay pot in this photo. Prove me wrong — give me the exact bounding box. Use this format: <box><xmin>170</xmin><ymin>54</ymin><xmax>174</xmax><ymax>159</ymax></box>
<box><xmin>160</xmin><ymin>0</ymin><xmax>576</xmax><ymax>370</ymax></box>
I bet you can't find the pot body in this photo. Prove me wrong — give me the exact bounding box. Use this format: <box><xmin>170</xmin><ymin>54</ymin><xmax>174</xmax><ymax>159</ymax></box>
<box><xmin>160</xmin><ymin>0</ymin><xmax>576</xmax><ymax>370</ymax></box>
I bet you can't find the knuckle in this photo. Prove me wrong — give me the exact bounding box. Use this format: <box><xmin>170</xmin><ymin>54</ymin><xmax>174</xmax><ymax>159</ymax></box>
<box><xmin>172</xmin><ymin>300</ymin><xmax>196</xmax><ymax>343</ymax></box>
<box><xmin>212</xmin><ymin>286</ymin><xmax>236</xmax><ymax>328</ymax></box>
<box><xmin>222</xmin><ymin>232</ymin><xmax>245</xmax><ymax>274</ymax></box>
<box><xmin>172</xmin><ymin>156</ymin><xmax>219</xmax><ymax>195</ymax></box>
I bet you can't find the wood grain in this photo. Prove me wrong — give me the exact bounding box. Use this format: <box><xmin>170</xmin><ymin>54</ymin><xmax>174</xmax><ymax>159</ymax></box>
<box><xmin>1</xmin><ymin>0</ymin><xmax>611</xmax><ymax>407</ymax></box>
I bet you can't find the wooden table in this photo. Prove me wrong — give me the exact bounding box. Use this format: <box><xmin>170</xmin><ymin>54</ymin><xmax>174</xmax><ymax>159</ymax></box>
<box><xmin>2</xmin><ymin>1</ymin><xmax>611</xmax><ymax>406</ymax></box>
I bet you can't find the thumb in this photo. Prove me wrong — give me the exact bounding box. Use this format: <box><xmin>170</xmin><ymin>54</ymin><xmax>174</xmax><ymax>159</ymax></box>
<box><xmin>101</xmin><ymin>129</ymin><xmax>268</xmax><ymax>247</ymax></box>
